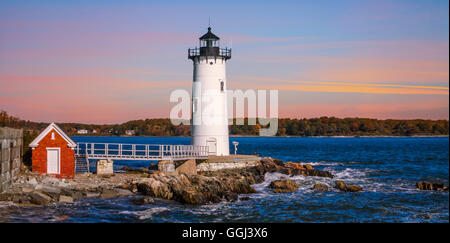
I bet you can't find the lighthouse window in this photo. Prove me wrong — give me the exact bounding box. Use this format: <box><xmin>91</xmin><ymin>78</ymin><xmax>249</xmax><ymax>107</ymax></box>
<box><xmin>220</xmin><ymin>81</ymin><xmax>224</xmax><ymax>92</ymax></box>
<box><xmin>193</xmin><ymin>98</ymin><xmax>198</xmax><ymax>112</ymax></box>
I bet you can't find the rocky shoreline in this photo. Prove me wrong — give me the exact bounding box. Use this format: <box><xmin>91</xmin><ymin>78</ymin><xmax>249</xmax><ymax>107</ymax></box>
<box><xmin>0</xmin><ymin>157</ymin><xmax>447</xmax><ymax>207</ymax></box>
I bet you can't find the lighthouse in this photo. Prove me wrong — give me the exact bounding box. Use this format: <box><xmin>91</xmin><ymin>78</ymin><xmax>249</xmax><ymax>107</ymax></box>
<box><xmin>188</xmin><ymin>27</ymin><xmax>231</xmax><ymax>156</ymax></box>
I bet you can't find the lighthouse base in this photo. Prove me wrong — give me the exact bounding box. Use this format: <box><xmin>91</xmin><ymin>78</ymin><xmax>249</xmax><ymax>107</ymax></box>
<box><xmin>192</xmin><ymin>135</ymin><xmax>229</xmax><ymax>156</ymax></box>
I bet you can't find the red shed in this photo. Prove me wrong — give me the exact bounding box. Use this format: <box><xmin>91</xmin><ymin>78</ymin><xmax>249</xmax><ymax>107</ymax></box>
<box><xmin>29</xmin><ymin>123</ymin><xmax>77</xmax><ymax>178</ymax></box>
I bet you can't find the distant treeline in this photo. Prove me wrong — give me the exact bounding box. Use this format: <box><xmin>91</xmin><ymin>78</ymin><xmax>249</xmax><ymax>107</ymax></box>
<box><xmin>1</xmin><ymin>110</ymin><xmax>448</xmax><ymax>138</ymax></box>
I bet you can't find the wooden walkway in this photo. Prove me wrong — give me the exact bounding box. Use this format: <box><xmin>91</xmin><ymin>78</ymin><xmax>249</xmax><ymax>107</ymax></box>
<box><xmin>75</xmin><ymin>143</ymin><xmax>209</xmax><ymax>161</ymax></box>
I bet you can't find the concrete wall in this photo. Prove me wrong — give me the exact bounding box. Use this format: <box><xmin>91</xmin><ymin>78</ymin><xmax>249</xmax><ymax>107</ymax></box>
<box><xmin>0</xmin><ymin>127</ymin><xmax>23</xmax><ymax>193</ymax></box>
<box><xmin>197</xmin><ymin>160</ymin><xmax>260</xmax><ymax>172</ymax></box>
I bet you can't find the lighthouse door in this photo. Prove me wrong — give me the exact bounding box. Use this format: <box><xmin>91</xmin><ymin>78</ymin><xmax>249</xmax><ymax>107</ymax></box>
<box><xmin>206</xmin><ymin>138</ymin><xmax>217</xmax><ymax>155</ymax></box>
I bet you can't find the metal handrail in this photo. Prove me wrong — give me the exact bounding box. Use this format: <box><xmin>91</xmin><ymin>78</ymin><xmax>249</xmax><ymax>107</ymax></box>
<box><xmin>75</xmin><ymin>142</ymin><xmax>209</xmax><ymax>161</ymax></box>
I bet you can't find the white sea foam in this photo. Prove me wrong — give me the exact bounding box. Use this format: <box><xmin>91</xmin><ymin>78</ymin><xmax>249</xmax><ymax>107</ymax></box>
<box><xmin>120</xmin><ymin>206</ymin><xmax>170</xmax><ymax>220</ymax></box>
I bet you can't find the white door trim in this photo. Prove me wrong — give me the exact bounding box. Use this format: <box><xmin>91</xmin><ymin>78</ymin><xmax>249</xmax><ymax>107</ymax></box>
<box><xmin>46</xmin><ymin>147</ymin><xmax>61</xmax><ymax>174</ymax></box>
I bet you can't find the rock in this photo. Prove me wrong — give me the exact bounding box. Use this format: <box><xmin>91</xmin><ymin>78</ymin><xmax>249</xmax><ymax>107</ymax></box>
<box><xmin>13</xmin><ymin>194</ymin><xmax>31</xmax><ymax>204</ymax></box>
<box><xmin>117</xmin><ymin>183</ymin><xmax>132</xmax><ymax>190</ymax></box>
<box><xmin>148</xmin><ymin>163</ymin><xmax>158</xmax><ymax>170</ymax></box>
<box><xmin>261</xmin><ymin>158</ymin><xmax>333</xmax><ymax>178</ymax></box>
<box><xmin>346</xmin><ymin>185</ymin><xmax>363</xmax><ymax>192</ymax></box>
<box><xmin>130</xmin><ymin>196</ymin><xmax>155</xmax><ymax>205</ymax></box>
<box><xmin>272</xmin><ymin>158</ymin><xmax>284</xmax><ymax>166</ymax></box>
<box><xmin>41</xmin><ymin>177</ymin><xmax>60</xmax><ymax>185</ymax></box>
<box><xmin>137</xmin><ymin>173</ymin><xmax>256</xmax><ymax>204</ymax></box>
<box><xmin>100</xmin><ymin>189</ymin><xmax>119</xmax><ymax>198</ymax></box>
<box><xmin>284</xmin><ymin>162</ymin><xmax>304</xmax><ymax>170</ymax></box>
<box><xmin>335</xmin><ymin>180</ymin><xmax>346</xmax><ymax>191</ymax></box>
<box><xmin>59</xmin><ymin>195</ymin><xmax>74</xmax><ymax>204</ymax></box>
<box><xmin>28</xmin><ymin>177</ymin><xmax>38</xmax><ymax>186</ymax></box>
<box><xmin>115</xmin><ymin>188</ymin><xmax>134</xmax><ymax>197</ymax></box>
<box><xmin>240</xmin><ymin>196</ymin><xmax>251</xmax><ymax>201</ymax></box>
<box><xmin>29</xmin><ymin>191</ymin><xmax>52</xmax><ymax>205</ymax></box>
<box><xmin>97</xmin><ymin>159</ymin><xmax>114</xmax><ymax>175</ymax></box>
<box><xmin>158</xmin><ymin>160</ymin><xmax>175</xmax><ymax>172</ymax></box>
<box><xmin>175</xmin><ymin>159</ymin><xmax>197</xmax><ymax>175</ymax></box>
<box><xmin>304</xmin><ymin>164</ymin><xmax>313</xmax><ymax>170</ymax></box>
<box><xmin>22</xmin><ymin>186</ymin><xmax>34</xmax><ymax>193</ymax></box>
<box><xmin>71</xmin><ymin>191</ymin><xmax>85</xmax><ymax>200</ymax></box>
<box><xmin>312</xmin><ymin>184</ymin><xmax>328</xmax><ymax>192</ymax></box>
<box><xmin>84</xmin><ymin>192</ymin><xmax>100</xmax><ymax>198</ymax></box>
<box><xmin>269</xmin><ymin>179</ymin><xmax>299</xmax><ymax>193</ymax></box>
<box><xmin>335</xmin><ymin>180</ymin><xmax>362</xmax><ymax>192</ymax></box>
<box><xmin>37</xmin><ymin>185</ymin><xmax>61</xmax><ymax>195</ymax></box>
<box><xmin>416</xmin><ymin>182</ymin><xmax>449</xmax><ymax>191</ymax></box>
<box><xmin>0</xmin><ymin>193</ymin><xmax>12</xmax><ymax>201</ymax></box>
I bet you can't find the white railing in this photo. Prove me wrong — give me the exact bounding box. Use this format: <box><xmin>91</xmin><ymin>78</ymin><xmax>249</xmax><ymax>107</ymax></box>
<box><xmin>75</xmin><ymin>143</ymin><xmax>209</xmax><ymax>161</ymax></box>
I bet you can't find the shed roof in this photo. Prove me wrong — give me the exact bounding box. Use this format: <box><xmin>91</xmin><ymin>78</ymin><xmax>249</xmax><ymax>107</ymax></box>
<box><xmin>29</xmin><ymin>123</ymin><xmax>77</xmax><ymax>148</ymax></box>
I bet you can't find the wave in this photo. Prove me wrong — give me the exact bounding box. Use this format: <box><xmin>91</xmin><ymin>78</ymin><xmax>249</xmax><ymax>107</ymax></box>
<box><xmin>120</xmin><ymin>206</ymin><xmax>170</xmax><ymax>220</ymax></box>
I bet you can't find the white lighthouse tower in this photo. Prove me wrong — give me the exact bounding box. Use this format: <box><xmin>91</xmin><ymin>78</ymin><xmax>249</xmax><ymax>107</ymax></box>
<box><xmin>188</xmin><ymin>27</ymin><xmax>231</xmax><ymax>156</ymax></box>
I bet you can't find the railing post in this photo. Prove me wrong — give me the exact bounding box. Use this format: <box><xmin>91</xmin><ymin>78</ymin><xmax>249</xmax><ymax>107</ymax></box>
<box><xmin>106</xmin><ymin>144</ymin><xmax>108</xmax><ymax>159</ymax></box>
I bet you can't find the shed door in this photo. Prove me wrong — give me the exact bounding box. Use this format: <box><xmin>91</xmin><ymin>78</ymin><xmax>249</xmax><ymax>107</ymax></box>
<box><xmin>47</xmin><ymin>148</ymin><xmax>60</xmax><ymax>174</ymax></box>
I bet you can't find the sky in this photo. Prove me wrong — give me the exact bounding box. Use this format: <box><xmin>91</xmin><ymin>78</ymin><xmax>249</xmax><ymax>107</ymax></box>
<box><xmin>0</xmin><ymin>0</ymin><xmax>448</xmax><ymax>124</ymax></box>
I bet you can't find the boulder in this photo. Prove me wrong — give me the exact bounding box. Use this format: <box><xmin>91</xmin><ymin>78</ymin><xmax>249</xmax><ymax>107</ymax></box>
<box><xmin>97</xmin><ymin>159</ymin><xmax>114</xmax><ymax>175</ymax></box>
<box><xmin>115</xmin><ymin>188</ymin><xmax>134</xmax><ymax>197</ymax></box>
<box><xmin>84</xmin><ymin>192</ymin><xmax>100</xmax><ymax>198</ymax></box>
<box><xmin>41</xmin><ymin>177</ymin><xmax>60</xmax><ymax>185</ymax></box>
<box><xmin>0</xmin><ymin>193</ymin><xmax>12</xmax><ymax>201</ymax></box>
<box><xmin>272</xmin><ymin>158</ymin><xmax>284</xmax><ymax>166</ymax></box>
<box><xmin>269</xmin><ymin>179</ymin><xmax>299</xmax><ymax>193</ymax></box>
<box><xmin>304</xmin><ymin>164</ymin><xmax>313</xmax><ymax>170</ymax></box>
<box><xmin>312</xmin><ymin>184</ymin><xmax>328</xmax><ymax>192</ymax></box>
<box><xmin>117</xmin><ymin>183</ymin><xmax>133</xmax><ymax>190</ymax></box>
<box><xmin>36</xmin><ymin>185</ymin><xmax>61</xmax><ymax>199</ymax></box>
<box><xmin>100</xmin><ymin>189</ymin><xmax>119</xmax><ymax>198</ymax></box>
<box><xmin>59</xmin><ymin>195</ymin><xmax>74</xmax><ymax>204</ymax></box>
<box><xmin>335</xmin><ymin>180</ymin><xmax>346</xmax><ymax>191</ymax></box>
<box><xmin>137</xmin><ymin>173</ymin><xmax>256</xmax><ymax>204</ymax></box>
<box><xmin>13</xmin><ymin>194</ymin><xmax>31</xmax><ymax>204</ymax></box>
<box><xmin>284</xmin><ymin>162</ymin><xmax>304</xmax><ymax>170</ymax></box>
<box><xmin>158</xmin><ymin>160</ymin><xmax>175</xmax><ymax>172</ymax></box>
<box><xmin>21</xmin><ymin>186</ymin><xmax>34</xmax><ymax>193</ymax></box>
<box><xmin>346</xmin><ymin>185</ymin><xmax>363</xmax><ymax>192</ymax></box>
<box><xmin>29</xmin><ymin>191</ymin><xmax>52</xmax><ymax>205</ymax></box>
<box><xmin>27</xmin><ymin>177</ymin><xmax>38</xmax><ymax>186</ymax></box>
<box><xmin>416</xmin><ymin>182</ymin><xmax>449</xmax><ymax>191</ymax></box>
<box><xmin>240</xmin><ymin>196</ymin><xmax>251</xmax><ymax>201</ymax></box>
<box><xmin>130</xmin><ymin>196</ymin><xmax>155</xmax><ymax>205</ymax></box>
<box><xmin>71</xmin><ymin>191</ymin><xmax>85</xmax><ymax>200</ymax></box>
<box><xmin>175</xmin><ymin>159</ymin><xmax>197</xmax><ymax>175</ymax></box>
<box><xmin>335</xmin><ymin>180</ymin><xmax>363</xmax><ymax>192</ymax></box>
<box><xmin>262</xmin><ymin>158</ymin><xmax>333</xmax><ymax>178</ymax></box>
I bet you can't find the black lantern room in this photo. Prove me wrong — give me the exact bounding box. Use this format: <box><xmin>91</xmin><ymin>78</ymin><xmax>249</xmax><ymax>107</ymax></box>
<box><xmin>188</xmin><ymin>27</ymin><xmax>231</xmax><ymax>60</ymax></box>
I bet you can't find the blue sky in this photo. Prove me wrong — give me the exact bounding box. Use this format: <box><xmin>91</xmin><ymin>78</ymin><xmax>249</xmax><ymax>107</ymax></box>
<box><xmin>0</xmin><ymin>0</ymin><xmax>448</xmax><ymax>123</ymax></box>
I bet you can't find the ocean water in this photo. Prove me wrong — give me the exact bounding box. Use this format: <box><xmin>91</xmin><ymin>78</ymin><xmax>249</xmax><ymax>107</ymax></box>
<box><xmin>1</xmin><ymin>136</ymin><xmax>448</xmax><ymax>223</ymax></box>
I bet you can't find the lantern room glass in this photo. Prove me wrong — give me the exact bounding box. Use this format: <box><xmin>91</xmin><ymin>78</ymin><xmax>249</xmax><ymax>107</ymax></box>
<box><xmin>200</xmin><ymin>39</ymin><xmax>219</xmax><ymax>48</ymax></box>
